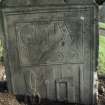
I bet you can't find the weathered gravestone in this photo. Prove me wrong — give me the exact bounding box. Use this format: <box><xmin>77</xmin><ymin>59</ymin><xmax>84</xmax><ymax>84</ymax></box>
<box><xmin>1</xmin><ymin>0</ymin><xmax>99</xmax><ymax>105</ymax></box>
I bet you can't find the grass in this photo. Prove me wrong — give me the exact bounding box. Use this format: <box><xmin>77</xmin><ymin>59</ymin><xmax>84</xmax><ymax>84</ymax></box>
<box><xmin>99</xmin><ymin>22</ymin><xmax>105</xmax><ymax>29</ymax></box>
<box><xmin>98</xmin><ymin>22</ymin><xmax>105</xmax><ymax>75</ymax></box>
<box><xmin>98</xmin><ymin>35</ymin><xmax>105</xmax><ymax>75</ymax></box>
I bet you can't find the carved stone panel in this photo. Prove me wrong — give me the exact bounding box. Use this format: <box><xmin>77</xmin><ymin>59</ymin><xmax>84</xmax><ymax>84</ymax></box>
<box><xmin>16</xmin><ymin>19</ymin><xmax>84</xmax><ymax>66</ymax></box>
<box><xmin>19</xmin><ymin>64</ymin><xmax>81</xmax><ymax>103</ymax></box>
<box><xmin>2</xmin><ymin>5</ymin><xmax>97</xmax><ymax>105</ymax></box>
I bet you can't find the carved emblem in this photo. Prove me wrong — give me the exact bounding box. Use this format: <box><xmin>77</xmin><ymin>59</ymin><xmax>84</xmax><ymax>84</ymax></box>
<box><xmin>16</xmin><ymin>20</ymin><xmax>83</xmax><ymax>65</ymax></box>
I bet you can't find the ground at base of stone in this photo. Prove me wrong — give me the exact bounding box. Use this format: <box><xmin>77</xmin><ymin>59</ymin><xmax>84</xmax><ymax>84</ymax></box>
<box><xmin>98</xmin><ymin>77</ymin><xmax>105</xmax><ymax>105</ymax></box>
<box><xmin>0</xmin><ymin>93</ymin><xmax>25</xmax><ymax>105</ymax></box>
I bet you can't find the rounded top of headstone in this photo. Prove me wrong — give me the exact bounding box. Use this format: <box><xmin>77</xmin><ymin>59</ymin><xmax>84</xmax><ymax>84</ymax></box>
<box><xmin>1</xmin><ymin>0</ymin><xmax>96</xmax><ymax>7</ymax></box>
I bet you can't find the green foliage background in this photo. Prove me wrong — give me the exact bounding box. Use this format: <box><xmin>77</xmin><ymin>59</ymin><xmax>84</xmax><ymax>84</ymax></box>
<box><xmin>98</xmin><ymin>22</ymin><xmax>105</xmax><ymax>75</ymax></box>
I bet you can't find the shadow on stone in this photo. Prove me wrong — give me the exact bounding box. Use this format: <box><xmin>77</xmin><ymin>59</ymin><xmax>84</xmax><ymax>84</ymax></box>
<box><xmin>0</xmin><ymin>81</ymin><xmax>8</xmax><ymax>92</ymax></box>
<box><xmin>16</xmin><ymin>95</ymin><xmax>85</xmax><ymax>105</ymax></box>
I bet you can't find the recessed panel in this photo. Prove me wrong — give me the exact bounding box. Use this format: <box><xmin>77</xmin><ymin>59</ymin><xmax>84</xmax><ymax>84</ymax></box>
<box><xmin>16</xmin><ymin>19</ymin><xmax>84</xmax><ymax>66</ymax></box>
<box><xmin>56</xmin><ymin>82</ymin><xmax>68</xmax><ymax>101</ymax></box>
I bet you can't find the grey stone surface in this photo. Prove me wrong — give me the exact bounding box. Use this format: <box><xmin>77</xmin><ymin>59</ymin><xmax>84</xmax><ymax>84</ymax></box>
<box><xmin>1</xmin><ymin>0</ymin><xmax>95</xmax><ymax>7</ymax></box>
<box><xmin>99</xmin><ymin>3</ymin><xmax>105</xmax><ymax>22</ymax></box>
<box><xmin>1</xmin><ymin>1</ymin><xmax>98</xmax><ymax>105</ymax></box>
<box><xmin>0</xmin><ymin>12</ymin><xmax>3</xmax><ymax>40</ymax></box>
<box><xmin>99</xmin><ymin>29</ymin><xmax>105</xmax><ymax>36</ymax></box>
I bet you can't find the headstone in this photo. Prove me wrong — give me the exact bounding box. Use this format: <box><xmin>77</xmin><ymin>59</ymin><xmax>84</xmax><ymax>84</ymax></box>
<box><xmin>1</xmin><ymin>0</ymin><xmax>99</xmax><ymax>105</ymax></box>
